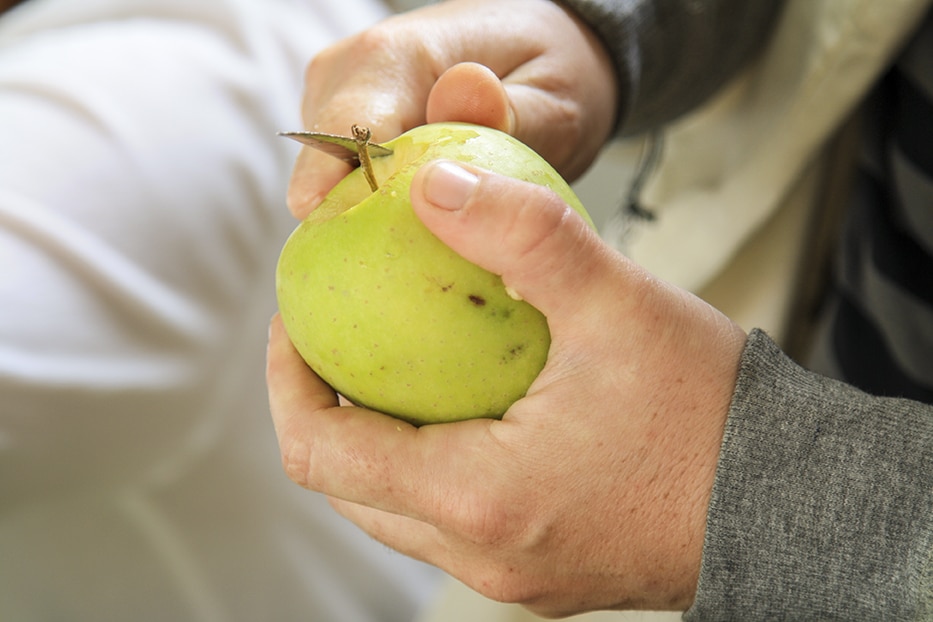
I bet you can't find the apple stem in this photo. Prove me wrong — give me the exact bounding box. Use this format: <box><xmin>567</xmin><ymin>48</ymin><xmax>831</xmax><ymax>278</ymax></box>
<box><xmin>352</xmin><ymin>124</ymin><xmax>379</xmax><ymax>192</ymax></box>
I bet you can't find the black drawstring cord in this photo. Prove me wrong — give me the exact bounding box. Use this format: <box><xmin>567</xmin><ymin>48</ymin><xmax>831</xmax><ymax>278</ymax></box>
<box><xmin>622</xmin><ymin>130</ymin><xmax>663</xmax><ymax>221</ymax></box>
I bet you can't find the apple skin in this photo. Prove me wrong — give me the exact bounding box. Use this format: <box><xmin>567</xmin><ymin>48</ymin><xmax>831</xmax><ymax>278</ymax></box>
<box><xmin>276</xmin><ymin>122</ymin><xmax>592</xmax><ymax>426</ymax></box>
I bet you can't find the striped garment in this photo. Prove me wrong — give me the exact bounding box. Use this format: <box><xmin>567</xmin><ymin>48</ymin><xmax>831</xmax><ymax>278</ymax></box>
<box><xmin>809</xmin><ymin>8</ymin><xmax>933</xmax><ymax>405</ymax></box>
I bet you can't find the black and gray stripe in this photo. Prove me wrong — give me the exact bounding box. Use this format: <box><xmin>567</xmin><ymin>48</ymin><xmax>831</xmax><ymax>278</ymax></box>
<box><xmin>810</xmin><ymin>11</ymin><xmax>933</xmax><ymax>405</ymax></box>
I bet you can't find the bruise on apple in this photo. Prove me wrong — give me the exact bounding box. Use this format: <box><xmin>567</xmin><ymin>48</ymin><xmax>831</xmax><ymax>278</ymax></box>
<box><xmin>502</xmin><ymin>343</ymin><xmax>527</xmax><ymax>363</ymax></box>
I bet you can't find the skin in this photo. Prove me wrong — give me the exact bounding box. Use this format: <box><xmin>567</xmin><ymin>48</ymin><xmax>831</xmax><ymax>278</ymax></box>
<box><xmin>270</xmin><ymin>0</ymin><xmax>748</xmax><ymax>615</ymax></box>
<box><xmin>269</xmin><ymin>160</ymin><xmax>747</xmax><ymax>615</ymax></box>
<box><xmin>287</xmin><ymin>0</ymin><xmax>618</xmax><ymax>219</ymax></box>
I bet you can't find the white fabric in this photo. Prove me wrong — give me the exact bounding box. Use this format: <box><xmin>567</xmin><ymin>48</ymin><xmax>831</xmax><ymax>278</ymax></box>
<box><xmin>602</xmin><ymin>0</ymin><xmax>932</xmax><ymax>293</ymax></box>
<box><xmin>0</xmin><ymin>0</ymin><xmax>443</xmax><ymax>619</ymax></box>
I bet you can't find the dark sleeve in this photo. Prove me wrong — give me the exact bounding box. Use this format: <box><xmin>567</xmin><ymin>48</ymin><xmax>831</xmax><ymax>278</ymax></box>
<box><xmin>556</xmin><ymin>0</ymin><xmax>785</xmax><ymax>134</ymax></box>
<box><xmin>685</xmin><ymin>329</ymin><xmax>933</xmax><ymax>620</ymax></box>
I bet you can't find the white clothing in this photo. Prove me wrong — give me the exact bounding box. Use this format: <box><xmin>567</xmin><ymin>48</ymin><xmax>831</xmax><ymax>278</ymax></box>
<box><xmin>598</xmin><ymin>0</ymin><xmax>929</xmax><ymax>337</ymax></box>
<box><xmin>0</xmin><ymin>0</ymin><xmax>442</xmax><ymax>619</ymax></box>
<box><xmin>569</xmin><ymin>0</ymin><xmax>929</xmax><ymax>347</ymax></box>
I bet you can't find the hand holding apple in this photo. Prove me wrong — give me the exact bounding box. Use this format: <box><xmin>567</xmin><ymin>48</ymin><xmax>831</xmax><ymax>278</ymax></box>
<box><xmin>287</xmin><ymin>0</ymin><xmax>618</xmax><ymax>219</ymax></box>
<box><xmin>276</xmin><ymin>122</ymin><xmax>593</xmax><ymax>425</ymax></box>
<box><xmin>267</xmin><ymin>160</ymin><xmax>748</xmax><ymax>616</ymax></box>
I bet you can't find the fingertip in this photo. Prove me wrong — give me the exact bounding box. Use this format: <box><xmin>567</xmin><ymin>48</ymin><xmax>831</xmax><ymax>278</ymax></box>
<box><xmin>266</xmin><ymin>311</ymin><xmax>302</xmax><ymax>384</ymax></box>
<box><xmin>426</xmin><ymin>62</ymin><xmax>513</xmax><ymax>133</ymax></box>
<box><xmin>286</xmin><ymin>188</ymin><xmax>323</xmax><ymax>221</ymax></box>
<box><xmin>267</xmin><ymin>312</ymin><xmax>294</xmax><ymax>353</ymax></box>
<box><xmin>268</xmin><ymin>311</ymin><xmax>282</xmax><ymax>342</ymax></box>
<box><xmin>287</xmin><ymin>147</ymin><xmax>351</xmax><ymax>220</ymax></box>
<box><xmin>286</xmin><ymin>148</ymin><xmax>317</xmax><ymax>219</ymax></box>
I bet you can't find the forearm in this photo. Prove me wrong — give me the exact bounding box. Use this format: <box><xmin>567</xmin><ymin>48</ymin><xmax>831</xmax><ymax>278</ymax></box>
<box><xmin>558</xmin><ymin>0</ymin><xmax>785</xmax><ymax>134</ymax></box>
<box><xmin>687</xmin><ymin>329</ymin><xmax>933</xmax><ymax>620</ymax></box>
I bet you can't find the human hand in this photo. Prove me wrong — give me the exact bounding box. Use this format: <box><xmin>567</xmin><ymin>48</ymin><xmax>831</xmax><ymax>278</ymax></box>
<box><xmin>267</xmin><ymin>160</ymin><xmax>747</xmax><ymax>616</ymax></box>
<box><xmin>287</xmin><ymin>0</ymin><xmax>618</xmax><ymax>219</ymax></box>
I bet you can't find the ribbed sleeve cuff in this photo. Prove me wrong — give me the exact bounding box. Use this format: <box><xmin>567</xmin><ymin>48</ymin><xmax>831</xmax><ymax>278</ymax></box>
<box><xmin>685</xmin><ymin>329</ymin><xmax>933</xmax><ymax>620</ymax></box>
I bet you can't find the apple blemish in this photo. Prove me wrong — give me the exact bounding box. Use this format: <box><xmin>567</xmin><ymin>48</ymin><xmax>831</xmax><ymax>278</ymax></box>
<box><xmin>276</xmin><ymin>122</ymin><xmax>593</xmax><ymax>425</ymax></box>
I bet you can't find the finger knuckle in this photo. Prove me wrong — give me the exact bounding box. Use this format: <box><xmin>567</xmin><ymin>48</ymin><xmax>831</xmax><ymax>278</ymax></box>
<box><xmin>469</xmin><ymin>565</ymin><xmax>545</xmax><ymax>605</ymax></box>
<box><xmin>347</xmin><ymin>26</ymin><xmax>395</xmax><ymax>57</ymax></box>
<box><xmin>279</xmin><ymin>434</ymin><xmax>314</xmax><ymax>489</ymax></box>
<box><xmin>504</xmin><ymin>189</ymin><xmax>575</xmax><ymax>267</ymax></box>
<box><xmin>443</xmin><ymin>489</ymin><xmax>515</xmax><ymax>546</ymax></box>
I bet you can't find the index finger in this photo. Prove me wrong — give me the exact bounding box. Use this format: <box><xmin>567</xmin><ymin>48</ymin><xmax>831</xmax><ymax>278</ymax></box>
<box><xmin>286</xmin><ymin>147</ymin><xmax>352</xmax><ymax>220</ymax></box>
<box><xmin>285</xmin><ymin>26</ymin><xmax>435</xmax><ymax>219</ymax></box>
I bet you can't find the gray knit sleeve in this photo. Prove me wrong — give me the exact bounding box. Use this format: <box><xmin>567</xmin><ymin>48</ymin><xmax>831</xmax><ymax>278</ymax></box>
<box><xmin>555</xmin><ymin>0</ymin><xmax>784</xmax><ymax>134</ymax></box>
<box><xmin>685</xmin><ymin>329</ymin><xmax>933</xmax><ymax>620</ymax></box>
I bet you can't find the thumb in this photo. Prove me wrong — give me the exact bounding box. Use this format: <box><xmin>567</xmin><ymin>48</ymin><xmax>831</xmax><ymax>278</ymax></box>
<box><xmin>426</xmin><ymin>62</ymin><xmax>514</xmax><ymax>134</ymax></box>
<box><xmin>410</xmin><ymin>159</ymin><xmax>612</xmax><ymax>324</ymax></box>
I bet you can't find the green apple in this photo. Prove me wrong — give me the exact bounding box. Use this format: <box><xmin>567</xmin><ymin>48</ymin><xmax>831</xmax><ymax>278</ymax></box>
<box><xmin>276</xmin><ymin>122</ymin><xmax>592</xmax><ymax>426</ymax></box>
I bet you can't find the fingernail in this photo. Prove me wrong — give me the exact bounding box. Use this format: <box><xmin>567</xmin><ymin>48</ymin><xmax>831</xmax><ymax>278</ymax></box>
<box><xmin>422</xmin><ymin>160</ymin><xmax>479</xmax><ymax>211</ymax></box>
